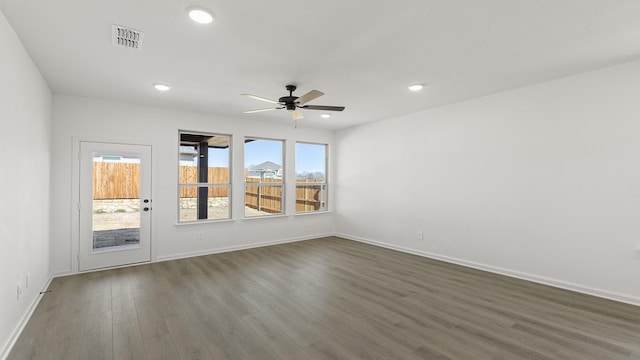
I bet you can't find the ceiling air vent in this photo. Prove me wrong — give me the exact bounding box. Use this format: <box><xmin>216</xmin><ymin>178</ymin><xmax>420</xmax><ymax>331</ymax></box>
<box><xmin>111</xmin><ymin>25</ymin><xmax>144</xmax><ymax>50</ymax></box>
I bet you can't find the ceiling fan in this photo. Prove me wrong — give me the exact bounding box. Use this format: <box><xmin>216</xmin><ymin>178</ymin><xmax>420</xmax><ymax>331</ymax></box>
<box><xmin>242</xmin><ymin>85</ymin><xmax>345</xmax><ymax>120</ymax></box>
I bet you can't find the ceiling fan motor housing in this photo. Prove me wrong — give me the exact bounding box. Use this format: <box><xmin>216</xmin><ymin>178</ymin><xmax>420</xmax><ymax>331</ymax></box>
<box><xmin>279</xmin><ymin>96</ymin><xmax>299</xmax><ymax>110</ymax></box>
<box><xmin>281</xmin><ymin>84</ymin><xmax>299</xmax><ymax>110</ymax></box>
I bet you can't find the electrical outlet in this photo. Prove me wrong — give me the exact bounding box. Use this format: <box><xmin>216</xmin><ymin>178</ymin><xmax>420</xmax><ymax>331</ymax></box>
<box><xmin>417</xmin><ymin>231</ymin><xmax>424</xmax><ymax>240</ymax></box>
<box><xmin>17</xmin><ymin>283</ymin><xmax>22</xmax><ymax>300</ymax></box>
<box><xmin>26</xmin><ymin>273</ymin><xmax>30</xmax><ymax>288</ymax></box>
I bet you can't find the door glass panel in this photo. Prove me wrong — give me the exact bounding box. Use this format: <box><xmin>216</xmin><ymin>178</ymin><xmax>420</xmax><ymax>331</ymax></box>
<box><xmin>92</xmin><ymin>152</ymin><xmax>141</xmax><ymax>251</ymax></box>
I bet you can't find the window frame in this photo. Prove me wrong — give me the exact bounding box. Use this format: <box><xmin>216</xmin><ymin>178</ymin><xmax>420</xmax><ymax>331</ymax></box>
<box><xmin>178</xmin><ymin>130</ymin><xmax>232</xmax><ymax>223</ymax></box>
<box><xmin>244</xmin><ymin>137</ymin><xmax>286</xmax><ymax>218</ymax></box>
<box><xmin>295</xmin><ymin>142</ymin><xmax>328</xmax><ymax>214</ymax></box>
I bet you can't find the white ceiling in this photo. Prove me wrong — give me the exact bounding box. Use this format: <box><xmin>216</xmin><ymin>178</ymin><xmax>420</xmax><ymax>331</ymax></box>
<box><xmin>2</xmin><ymin>0</ymin><xmax>640</xmax><ymax>130</ymax></box>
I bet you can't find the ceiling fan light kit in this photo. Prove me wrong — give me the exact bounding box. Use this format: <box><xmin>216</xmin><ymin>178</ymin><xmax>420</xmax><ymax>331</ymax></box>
<box><xmin>242</xmin><ymin>84</ymin><xmax>345</xmax><ymax>120</ymax></box>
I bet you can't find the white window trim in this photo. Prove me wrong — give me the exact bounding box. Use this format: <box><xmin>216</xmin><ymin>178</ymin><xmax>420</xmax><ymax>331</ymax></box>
<box><xmin>178</xmin><ymin>130</ymin><xmax>233</xmax><ymax>223</ymax></box>
<box><xmin>295</xmin><ymin>142</ymin><xmax>328</xmax><ymax>214</ymax></box>
<box><xmin>244</xmin><ymin>137</ymin><xmax>286</xmax><ymax>217</ymax></box>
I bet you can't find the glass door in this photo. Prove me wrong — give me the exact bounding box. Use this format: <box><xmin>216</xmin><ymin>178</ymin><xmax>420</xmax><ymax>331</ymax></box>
<box><xmin>79</xmin><ymin>141</ymin><xmax>151</xmax><ymax>271</ymax></box>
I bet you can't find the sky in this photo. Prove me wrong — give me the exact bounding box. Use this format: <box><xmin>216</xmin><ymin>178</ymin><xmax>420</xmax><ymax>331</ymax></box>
<box><xmin>244</xmin><ymin>139</ymin><xmax>283</xmax><ymax>168</ymax></box>
<box><xmin>294</xmin><ymin>143</ymin><xmax>326</xmax><ymax>174</ymax></box>
<box><xmin>208</xmin><ymin>147</ymin><xmax>229</xmax><ymax>167</ymax></box>
<box><xmin>207</xmin><ymin>140</ymin><xmax>326</xmax><ymax>174</ymax></box>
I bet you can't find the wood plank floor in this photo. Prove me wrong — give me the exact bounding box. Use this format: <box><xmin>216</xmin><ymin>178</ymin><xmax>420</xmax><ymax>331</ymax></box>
<box><xmin>8</xmin><ymin>236</ymin><xmax>640</xmax><ymax>360</ymax></box>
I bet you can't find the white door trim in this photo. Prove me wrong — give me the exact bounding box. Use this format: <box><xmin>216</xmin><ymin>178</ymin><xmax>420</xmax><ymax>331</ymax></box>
<box><xmin>71</xmin><ymin>137</ymin><xmax>153</xmax><ymax>272</ymax></box>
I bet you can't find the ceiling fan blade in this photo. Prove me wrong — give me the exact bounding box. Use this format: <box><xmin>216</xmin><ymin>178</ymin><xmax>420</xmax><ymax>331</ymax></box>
<box><xmin>244</xmin><ymin>107</ymin><xmax>282</xmax><ymax>114</ymax></box>
<box><xmin>300</xmin><ymin>105</ymin><xmax>345</xmax><ymax>111</ymax></box>
<box><xmin>290</xmin><ymin>110</ymin><xmax>304</xmax><ymax>120</ymax></box>
<box><xmin>295</xmin><ymin>90</ymin><xmax>324</xmax><ymax>105</ymax></box>
<box><xmin>241</xmin><ymin>94</ymin><xmax>280</xmax><ymax>104</ymax></box>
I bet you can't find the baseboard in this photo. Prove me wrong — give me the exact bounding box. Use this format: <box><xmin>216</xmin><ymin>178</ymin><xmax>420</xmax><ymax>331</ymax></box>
<box><xmin>0</xmin><ymin>275</ymin><xmax>54</xmax><ymax>360</ymax></box>
<box><xmin>336</xmin><ymin>233</ymin><xmax>640</xmax><ymax>308</ymax></box>
<box><xmin>154</xmin><ymin>233</ymin><xmax>333</xmax><ymax>262</ymax></box>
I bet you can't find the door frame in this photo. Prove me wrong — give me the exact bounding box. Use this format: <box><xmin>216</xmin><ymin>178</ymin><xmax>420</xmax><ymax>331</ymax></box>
<box><xmin>71</xmin><ymin>137</ymin><xmax>154</xmax><ymax>272</ymax></box>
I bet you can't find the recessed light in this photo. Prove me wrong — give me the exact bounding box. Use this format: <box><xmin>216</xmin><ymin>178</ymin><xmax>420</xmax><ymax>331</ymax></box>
<box><xmin>188</xmin><ymin>7</ymin><xmax>215</xmax><ymax>24</ymax></box>
<box><xmin>321</xmin><ymin>114</ymin><xmax>331</xmax><ymax>119</ymax></box>
<box><xmin>408</xmin><ymin>84</ymin><xmax>424</xmax><ymax>92</ymax></box>
<box><xmin>154</xmin><ymin>83</ymin><xmax>171</xmax><ymax>91</ymax></box>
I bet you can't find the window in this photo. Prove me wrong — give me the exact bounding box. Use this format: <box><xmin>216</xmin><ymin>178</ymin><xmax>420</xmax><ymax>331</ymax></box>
<box><xmin>244</xmin><ymin>138</ymin><xmax>284</xmax><ymax>217</ymax></box>
<box><xmin>179</xmin><ymin>132</ymin><xmax>231</xmax><ymax>222</ymax></box>
<box><xmin>295</xmin><ymin>142</ymin><xmax>327</xmax><ymax>213</ymax></box>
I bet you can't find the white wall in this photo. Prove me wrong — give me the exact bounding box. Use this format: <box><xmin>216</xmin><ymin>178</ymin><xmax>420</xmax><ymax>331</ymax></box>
<box><xmin>0</xmin><ymin>10</ymin><xmax>52</xmax><ymax>358</ymax></box>
<box><xmin>335</xmin><ymin>60</ymin><xmax>640</xmax><ymax>305</ymax></box>
<box><xmin>51</xmin><ymin>95</ymin><xmax>334</xmax><ymax>274</ymax></box>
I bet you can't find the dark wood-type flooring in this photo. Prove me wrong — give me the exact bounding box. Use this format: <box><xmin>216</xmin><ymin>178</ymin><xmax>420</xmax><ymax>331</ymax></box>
<box><xmin>8</xmin><ymin>236</ymin><xmax>640</xmax><ymax>359</ymax></box>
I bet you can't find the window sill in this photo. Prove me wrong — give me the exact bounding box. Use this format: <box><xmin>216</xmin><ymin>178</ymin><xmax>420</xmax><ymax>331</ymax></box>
<box><xmin>294</xmin><ymin>210</ymin><xmax>332</xmax><ymax>217</ymax></box>
<box><xmin>175</xmin><ymin>218</ymin><xmax>236</xmax><ymax>226</ymax></box>
<box><xmin>242</xmin><ymin>214</ymin><xmax>289</xmax><ymax>221</ymax></box>
<box><xmin>173</xmin><ymin>211</ymin><xmax>331</xmax><ymax>224</ymax></box>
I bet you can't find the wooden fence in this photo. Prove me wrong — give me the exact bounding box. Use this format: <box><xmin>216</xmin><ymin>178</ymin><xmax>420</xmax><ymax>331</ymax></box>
<box><xmin>244</xmin><ymin>179</ymin><xmax>325</xmax><ymax>213</ymax></box>
<box><xmin>179</xmin><ymin>166</ymin><xmax>229</xmax><ymax>198</ymax></box>
<box><xmin>93</xmin><ymin>162</ymin><xmax>140</xmax><ymax>200</ymax></box>
<box><xmin>94</xmin><ymin>163</ymin><xmax>325</xmax><ymax>212</ymax></box>
<box><xmin>245</xmin><ymin>178</ymin><xmax>283</xmax><ymax>213</ymax></box>
<box><xmin>295</xmin><ymin>181</ymin><xmax>326</xmax><ymax>212</ymax></box>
